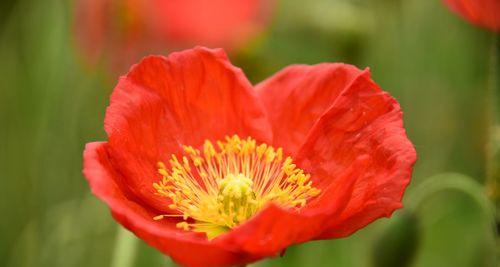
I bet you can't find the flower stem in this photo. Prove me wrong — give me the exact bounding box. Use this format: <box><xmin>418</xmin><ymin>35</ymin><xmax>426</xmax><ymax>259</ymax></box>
<box><xmin>406</xmin><ymin>173</ymin><xmax>495</xmax><ymax>219</ymax></box>
<box><xmin>111</xmin><ymin>226</ymin><xmax>138</xmax><ymax>267</ymax></box>
<box><xmin>485</xmin><ymin>33</ymin><xmax>499</xmax><ymax>222</ymax></box>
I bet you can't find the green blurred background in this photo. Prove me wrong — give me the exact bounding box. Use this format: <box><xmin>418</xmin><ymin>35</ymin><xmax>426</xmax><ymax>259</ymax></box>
<box><xmin>0</xmin><ymin>0</ymin><xmax>498</xmax><ymax>266</ymax></box>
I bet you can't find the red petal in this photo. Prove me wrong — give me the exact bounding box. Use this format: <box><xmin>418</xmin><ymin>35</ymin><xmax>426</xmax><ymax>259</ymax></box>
<box><xmin>83</xmin><ymin>142</ymin><xmax>260</xmax><ymax>267</ymax></box>
<box><xmin>295</xmin><ymin>70</ymin><xmax>416</xmax><ymax>238</ymax></box>
<box><xmin>74</xmin><ymin>0</ymin><xmax>274</xmax><ymax>74</ymax></box>
<box><xmin>256</xmin><ymin>64</ymin><xmax>366</xmax><ymax>155</ymax></box>
<box><xmin>152</xmin><ymin>0</ymin><xmax>274</xmax><ymax>49</ymax></box>
<box><xmin>104</xmin><ymin>47</ymin><xmax>271</xmax><ymax>212</ymax></box>
<box><xmin>443</xmin><ymin>0</ymin><xmax>500</xmax><ymax>31</ymax></box>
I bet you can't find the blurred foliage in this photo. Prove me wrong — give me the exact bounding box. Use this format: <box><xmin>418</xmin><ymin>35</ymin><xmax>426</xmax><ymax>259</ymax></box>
<box><xmin>0</xmin><ymin>0</ymin><xmax>497</xmax><ymax>266</ymax></box>
<box><xmin>404</xmin><ymin>173</ymin><xmax>496</xmax><ymax>267</ymax></box>
<box><xmin>372</xmin><ymin>212</ymin><xmax>420</xmax><ymax>267</ymax></box>
<box><xmin>486</xmin><ymin>36</ymin><xmax>500</xmax><ymax>225</ymax></box>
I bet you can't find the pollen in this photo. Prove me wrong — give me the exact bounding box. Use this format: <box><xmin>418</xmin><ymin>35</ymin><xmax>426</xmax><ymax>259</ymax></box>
<box><xmin>153</xmin><ymin>135</ymin><xmax>321</xmax><ymax>239</ymax></box>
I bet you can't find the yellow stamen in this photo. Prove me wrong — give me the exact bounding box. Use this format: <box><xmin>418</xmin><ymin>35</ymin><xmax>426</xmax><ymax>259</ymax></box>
<box><xmin>153</xmin><ymin>135</ymin><xmax>321</xmax><ymax>239</ymax></box>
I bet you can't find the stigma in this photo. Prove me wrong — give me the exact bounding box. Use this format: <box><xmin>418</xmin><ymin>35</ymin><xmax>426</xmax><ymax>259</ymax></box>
<box><xmin>153</xmin><ymin>135</ymin><xmax>321</xmax><ymax>239</ymax></box>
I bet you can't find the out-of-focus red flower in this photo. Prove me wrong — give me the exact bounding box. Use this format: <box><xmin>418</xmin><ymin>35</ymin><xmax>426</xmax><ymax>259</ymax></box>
<box><xmin>443</xmin><ymin>0</ymin><xmax>500</xmax><ymax>31</ymax></box>
<box><xmin>73</xmin><ymin>0</ymin><xmax>273</xmax><ymax>74</ymax></box>
<box><xmin>83</xmin><ymin>47</ymin><xmax>416</xmax><ymax>267</ymax></box>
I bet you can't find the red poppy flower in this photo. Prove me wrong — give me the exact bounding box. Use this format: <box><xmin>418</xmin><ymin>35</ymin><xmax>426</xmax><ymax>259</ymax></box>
<box><xmin>443</xmin><ymin>0</ymin><xmax>500</xmax><ymax>31</ymax></box>
<box><xmin>83</xmin><ymin>47</ymin><xmax>416</xmax><ymax>267</ymax></box>
<box><xmin>73</xmin><ymin>0</ymin><xmax>273</xmax><ymax>74</ymax></box>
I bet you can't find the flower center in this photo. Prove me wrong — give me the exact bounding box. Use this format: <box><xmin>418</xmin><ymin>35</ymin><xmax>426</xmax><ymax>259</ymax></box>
<box><xmin>218</xmin><ymin>173</ymin><xmax>257</xmax><ymax>225</ymax></box>
<box><xmin>153</xmin><ymin>135</ymin><xmax>321</xmax><ymax>239</ymax></box>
